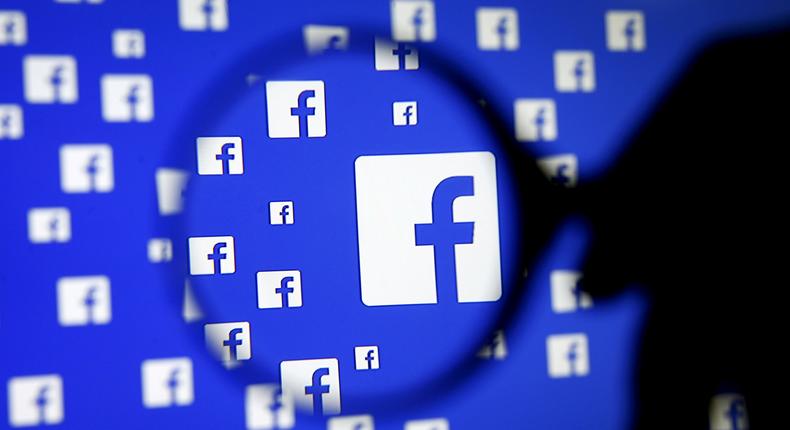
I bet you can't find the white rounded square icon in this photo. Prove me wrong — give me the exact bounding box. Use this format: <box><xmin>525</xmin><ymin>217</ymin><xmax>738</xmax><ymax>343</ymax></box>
<box><xmin>514</xmin><ymin>99</ymin><xmax>557</xmax><ymax>142</ymax></box>
<box><xmin>155</xmin><ymin>168</ymin><xmax>189</xmax><ymax>215</ymax></box>
<box><xmin>245</xmin><ymin>384</ymin><xmax>295</xmax><ymax>429</ymax></box>
<box><xmin>112</xmin><ymin>29</ymin><xmax>145</xmax><ymax>58</ymax></box>
<box><xmin>546</xmin><ymin>333</ymin><xmax>589</xmax><ymax>378</ymax></box>
<box><xmin>178</xmin><ymin>0</ymin><xmax>228</xmax><ymax>31</ymax></box>
<box><xmin>188</xmin><ymin>236</ymin><xmax>236</xmax><ymax>275</ymax></box>
<box><xmin>303</xmin><ymin>25</ymin><xmax>349</xmax><ymax>55</ymax></box>
<box><xmin>204</xmin><ymin>321</ymin><xmax>252</xmax><ymax>363</ymax></box>
<box><xmin>257</xmin><ymin>270</ymin><xmax>302</xmax><ymax>309</ymax></box>
<box><xmin>0</xmin><ymin>104</ymin><xmax>24</xmax><ymax>139</ymax></box>
<box><xmin>354</xmin><ymin>346</ymin><xmax>380</xmax><ymax>370</ymax></box>
<box><xmin>554</xmin><ymin>51</ymin><xmax>596</xmax><ymax>93</ymax></box>
<box><xmin>550</xmin><ymin>270</ymin><xmax>592</xmax><ymax>313</ymax></box>
<box><xmin>375</xmin><ymin>38</ymin><xmax>419</xmax><ymax>71</ymax></box>
<box><xmin>537</xmin><ymin>154</ymin><xmax>578</xmax><ymax>188</ymax></box>
<box><xmin>27</xmin><ymin>207</ymin><xmax>71</xmax><ymax>244</ymax></box>
<box><xmin>266</xmin><ymin>80</ymin><xmax>326</xmax><ymax>138</ymax></box>
<box><xmin>59</xmin><ymin>144</ymin><xmax>114</xmax><ymax>193</ymax></box>
<box><xmin>280</xmin><ymin>358</ymin><xmax>341</xmax><ymax>415</ymax></box>
<box><xmin>23</xmin><ymin>55</ymin><xmax>78</xmax><ymax>104</ymax></box>
<box><xmin>404</xmin><ymin>418</ymin><xmax>449</xmax><ymax>430</ymax></box>
<box><xmin>0</xmin><ymin>11</ymin><xmax>27</xmax><ymax>46</ymax></box>
<box><xmin>476</xmin><ymin>7</ymin><xmax>519</xmax><ymax>51</ymax></box>
<box><xmin>393</xmin><ymin>101</ymin><xmax>418</xmax><ymax>126</ymax></box>
<box><xmin>354</xmin><ymin>151</ymin><xmax>502</xmax><ymax>306</ymax></box>
<box><xmin>8</xmin><ymin>374</ymin><xmax>64</xmax><ymax>427</ymax></box>
<box><xmin>390</xmin><ymin>0</ymin><xmax>436</xmax><ymax>42</ymax></box>
<box><xmin>197</xmin><ymin>136</ymin><xmax>244</xmax><ymax>175</ymax></box>
<box><xmin>328</xmin><ymin>414</ymin><xmax>374</xmax><ymax>430</ymax></box>
<box><xmin>57</xmin><ymin>275</ymin><xmax>112</xmax><ymax>326</ymax></box>
<box><xmin>710</xmin><ymin>393</ymin><xmax>748</xmax><ymax>430</ymax></box>
<box><xmin>606</xmin><ymin>11</ymin><xmax>646</xmax><ymax>52</ymax></box>
<box><xmin>101</xmin><ymin>74</ymin><xmax>154</xmax><ymax>122</ymax></box>
<box><xmin>141</xmin><ymin>357</ymin><xmax>194</xmax><ymax>408</ymax></box>
<box><xmin>269</xmin><ymin>201</ymin><xmax>295</xmax><ymax>225</ymax></box>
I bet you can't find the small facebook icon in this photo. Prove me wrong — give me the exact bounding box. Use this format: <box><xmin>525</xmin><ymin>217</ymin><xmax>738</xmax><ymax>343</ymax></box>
<box><xmin>710</xmin><ymin>393</ymin><xmax>749</xmax><ymax>430</ymax></box>
<box><xmin>155</xmin><ymin>168</ymin><xmax>189</xmax><ymax>215</ymax></box>
<box><xmin>0</xmin><ymin>11</ymin><xmax>27</xmax><ymax>46</ymax></box>
<box><xmin>303</xmin><ymin>25</ymin><xmax>349</xmax><ymax>55</ymax></box>
<box><xmin>269</xmin><ymin>201</ymin><xmax>295</xmax><ymax>225</ymax></box>
<box><xmin>554</xmin><ymin>51</ymin><xmax>596</xmax><ymax>93</ymax></box>
<box><xmin>546</xmin><ymin>333</ymin><xmax>590</xmax><ymax>378</ymax></box>
<box><xmin>245</xmin><ymin>384</ymin><xmax>295</xmax><ymax>429</ymax></box>
<box><xmin>375</xmin><ymin>38</ymin><xmax>419</xmax><ymax>71</ymax></box>
<box><xmin>140</xmin><ymin>357</ymin><xmax>194</xmax><ymax>408</ymax></box>
<box><xmin>101</xmin><ymin>74</ymin><xmax>154</xmax><ymax>122</ymax></box>
<box><xmin>27</xmin><ymin>207</ymin><xmax>71</xmax><ymax>244</ymax></box>
<box><xmin>7</xmin><ymin>374</ymin><xmax>64</xmax><ymax>427</ymax></box>
<box><xmin>477</xmin><ymin>329</ymin><xmax>507</xmax><ymax>360</ymax></box>
<box><xmin>257</xmin><ymin>270</ymin><xmax>302</xmax><ymax>309</ymax></box>
<box><xmin>550</xmin><ymin>270</ymin><xmax>592</xmax><ymax>313</ymax></box>
<box><xmin>59</xmin><ymin>144</ymin><xmax>114</xmax><ymax>193</ymax></box>
<box><xmin>188</xmin><ymin>236</ymin><xmax>236</xmax><ymax>275</ymax></box>
<box><xmin>514</xmin><ymin>98</ymin><xmax>557</xmax><ymax>142</ymax></box>
<box><xmin>23</xmin><ymin>55</ymin><xmax>78</xmax><ymax>104</ymax></box>
<box><xmin>354</xmin><ymin>346</ymin><xmax>380</xmax><ymax>370</ymax></box>
<box><xmin>393</xmin><ymin>101</ymin><xmax>418</xmax><ymax>126</ymax></box>
<box><xmin>0</xmin><ymin>104</ymin><xmax>24</xmax><ymax>140</ymax></box>
<box><xmin>606</xmin><ymin>11</ymin><xmax>646</xmax><ymax>52</ymax></box>
<box><xmin>112</xmin><ymin>29</ymin><xmax>146</xmax><ymax>58</ymax></box>
<box><xmin>57</xmin><ymin>275</ymin><xmax>112</xmax><ymax>326</ymax></box>
<box><xmin>476</xmin><ymin>7</ymin><xmax>520</xmax><ymax>51</ymax></box>
<box><xmin>266</xmin><ymin>80</ymin><xmax>326</xmax><ymax>138</ymax></box>
<box><xmin>390</xmin><ymin>0</ymin><xmax>436</xmax><ymax>42</ymax></box>
<box><xmin>196</xmin><ymin>136</ymin><xmax>244</xmax><ymax>175</ymax></box>
<box><xmin>280</xmin><ymin>358</ymin><xmax>341</xmax><ymax>415</ymax></box>
<box><xmin>178</xmin><ymin>0</ymin><xmax>228</xmax><ymax>31</ymax></box>
<box><xmin>148</xmin><ymin>238</ymin><xmax>173</xmax><ymax>263</ymax></box>
<box><xmin>537</xmin><ymin>154</ymin><xmax>578</xmax><ymax>188</ymax></box>
<box><xmin>204</xmin><ymin>321</ymin><xmax>252</xmax><ymax>363</ymax></box>
<box><xmin>355</xmin><ymin>152</ymin><xmax>501</xmax><ymax>306</ymax></box>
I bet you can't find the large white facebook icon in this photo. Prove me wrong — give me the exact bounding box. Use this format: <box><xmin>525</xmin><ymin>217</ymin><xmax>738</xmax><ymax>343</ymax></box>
<box><xmin>355</xmin><ymin>152</ymin><xmax>501</xmax><ymax>306</ymax></box>
<box><xmin>710</xmin><ymin>393</ymin><xmax>749</xmax><ymax>430</ymax></box>
<box><xmin>266</xmin><ymin>81</ymin><xmax>326</xmax><ymax>138</ymax></box>
<box><xmin>257</xmin><ymin>270</ymin><xmax>302</xmax><ymax>309</ymax></box>
<box><xmin>196</xmin><ymin>136</ymin><xmax>244</xmax><ymax>175</ymax></box>
<box><xmin>140</xmin><ymin>357</ymin><xmax>194</xmax><ymax>408</ymax></box>
<box><xmin>60</xmin><ymin>144</ymin><xmax>114</xmax><ymax>193</ymax></box>
<box><xmin>245</xmin><ymin>384</ymin><xmax>295</xmax><ymax>429</ymax></box>
<box><xmin>188</xmin><ymin>236</ymin><xmax>235</xmax><ymax>275</ymax></box>
<box><xmin>280</xmin><ymin>358</ymin><xmax>340</xmax><ymax>415</ymax></box>
<box><xmin>23</xmin><ymin>55</ymin><xmax>78</xmax><ymax>104</ymax></box>
<box><xmin>101</xmin><ymin>74</ymin><xmax>154</xmax><ymax>122</ymax></box>
<box><xmin>57</xmin><ymin>275</ymin><xmax>112</xmax><ymax>326</ymax></box>
<box><xmin>7</xmin><ymin>374</ymin><xmax>64</xmax><ymax>427</ymax></box>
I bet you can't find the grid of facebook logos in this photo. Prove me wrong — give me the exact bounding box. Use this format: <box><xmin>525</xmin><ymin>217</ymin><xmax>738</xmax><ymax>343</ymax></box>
<box><xmin>1</xmin><ymin>1</ymin><xmax>750</xmax><ymax>429</ymax></box>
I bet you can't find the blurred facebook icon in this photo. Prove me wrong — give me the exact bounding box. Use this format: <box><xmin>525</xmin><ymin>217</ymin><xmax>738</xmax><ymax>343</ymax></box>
<box><xmin>404</xmin><ymin>418</ymin><xmax>449</xmax><ymax>430</ymax></box>
<box><xmin>554</xmin><ymin>51</ymin><xmax>596</xmax><ymax>92</ymax></box>
<box><xmin>148</xmin><ymin>238</ymin><xmax>173</xmax><ymax>263</ymax></box>
<box><xmin>0</xmin><ymin>104</ymin><xmax>24</xmax><ymax>140</ymax></box>
<box><xmin>390</xmin><ymin>0</ymin><xmax>436</xmax><ymax>42</ymax></box>
<box><xmin>27</xmin><ymin>207</ymin><xmax>70</xmax><ymax>244</ymax></box>
<box><xmin>101</xmin><ymin>74</ymin><xmax>154</xmax><ymax>122</ymax></box>
<box><xmin>197</xmin><ymin>136</ymin><xmax>244</xmax><ymax>175</ymax></box>
<box><xmin>57</xmin><ymin>275</ymin><xmax>112</xmax><ymax>326</ymax></box>
<box><xmin>266</xmin><ymin>80</ymin><xmax>326</xmax><ymax>138</ymax></box>
<box><xmin>257</xmin><ymin>270</ymin><xmax>302</xmax><ymax>309</ymax></box>
<box><xmin>546</xmin><ymin>333</ymin><xmax>589</xmax><ymax>378</ymax></box>
<box><xmin>538</xmin><ymin>154</ymin><xmax>577</xmax><ymax>188</ymax></box>
<box><xmin>710</xmin><ymin>393</ymin><xmax>749</xmax><ymax>430</ymax></box>
<box><xmin>303</xmin><ymin>25</ymin><xmax>349</xmax><ymax>55</ymax></box>
<box><xmin>355</xmin><ymin>152</ymin><xmax>501</xmax><ymax>306</ymax></box>
<box><xmin>550</xmin><ymin>270</ymin><xmax>592</xmax><ymax>313</ymax></box>
<box><xmin>188</xmin><ymin>236</ymin><xmax>235</xmax><ymax>275</ymax></box>
<box><xmin>23</xmin><ymin>55</ymin><xmax>78</xmax><ymax>104</ymax></box>
<box><xmin>59</xmin><ymin>144</ymin><xmax>114</xmax><ymax>193</ymax></box>
<box><xmin>514</xmin><ymin>98</ymin><xmax>557</xmax><ymax>142</ymax></box>
<box><xmin>179</xmin><ymin>0</ymin><xmax>228</xmax><ymax>31</ymax></box>
<box><xmin>155</xmin><ymin>168</ymin><xmax>189</xmax><ymax>215</ymax></box>
<box><xmin>606</xmin><ymin>10</ymin><xmax>646</xmax><ymax>52</ymax></box>
<box><xmin>328</xmin><ymin>415</ymin><xmax>374</xmax><ymax>430</ymax></box>
<box><xmin>375</xmin><ymin>38</ymin><xmax>419</xmax><ymax>71</ymax></box>
<box><xmin>141</xmin><ymin>357</ymin><xmax>194</xmax><ymax>408</ymax></box>
<box><xmin>280</xmin><ymin>358</ymin><xmax>340</xmax><ymax>415</ymax></box>
<box><xmin>0</xmin><ymin>11</ymin><xmax>26</xmax><ymax>46</ymax></box>
<box><xmin>245</xmin><ymin>384</ymin><xmax>295</xmax><ymax>429</ymax></box>
<box><xmin>112</xmin><ymin>29</ymin><xmax>145</xmax><ymax>59</ymax></box>
<box><xmin>7</xmin><ymin>374</ymin><xmax>63</xmax><ymax>427</ymax></box>
<box><xmin>477</xmin><ymin>329</ymin><xmax>507</xmax><ymax>360</ymax></box>
<box><xmin>476</xmin><ymin>7</ymin><xmax>519</xmax><ymax>51</ymax></box>
<box><xmin>205</xmin><ymin>322</ymin><xmax>251</xmax><ymax>365</ymax></box>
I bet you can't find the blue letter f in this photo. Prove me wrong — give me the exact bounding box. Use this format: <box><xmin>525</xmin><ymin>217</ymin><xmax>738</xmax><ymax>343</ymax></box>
<box><xmin>291</xmin><ymin>90</ymin><xmax>316</xmax><ymax>138</ymax></box>
<box><xmin>208</xmin><ymin>242</ymin><xmax>227</xmax><ymax>274</ymax></box>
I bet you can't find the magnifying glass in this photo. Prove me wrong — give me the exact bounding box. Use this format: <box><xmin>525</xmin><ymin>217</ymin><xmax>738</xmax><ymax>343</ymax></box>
<box><xmin>159</xmin><ymin>28</ymin><xmax>562</xmax><ymax>423</ymax></box>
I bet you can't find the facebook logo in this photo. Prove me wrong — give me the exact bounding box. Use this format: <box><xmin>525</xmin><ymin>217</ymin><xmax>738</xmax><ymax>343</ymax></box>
<box><xmin>393</xmin><ymin>101</ymin><xmax>418</xmax><ymax>126</ymax></box>
<box><xmin>112</xmin><ymin>29</ymin><xmax>145</xmax><ymax>58</ymax></box>
<box><xmin>27</xmin><ymin>207</ymin><xmax>71</xmax><ymax>244</ymax></box>
<box><xmin>23</xmin><ymin>55</ymin><xmax>78</xmax><ymax>104</ymax></box>
<box><xmin>476</xmin><ymin>7</ymin><xmax>519</xmax><ymax>51</ymax></box>
<box><xmin>0</xmin><ymin>11</ymin><xmax>26</xmax><ymax>46</ymax></box>
<box><xmin>537</xmin><ymin>154</ymin><xmax>578</xmax><ymax>188</ymax></box>
<box><xmin>101</xmin><ymin>74</ymin><xmax>154</xmax><ymax>122</ymax></box>
<box><xmin>328</xmin><ymin>415</ymin><xmax>374</xmax><ymax>430</ymax></box>
<box><xmin>269</xmin><ymin>201</ymin><xmax>295</xmax><ymax>225</ymax></box>
<box><xmin>57</xmin><ymin>275</ymin><xmax>112</xmax><ymax>326</ymax></box>
<box><xmin>266</xmin><ymin>80</ymin><xmax>326</xmax><ymax>138</ymax></box>
<box><xmin>355</xmin><ymin>152</ymin><xmax>501</xmax><ymax>306</ymax></box>
<box><xmin>390</xmin><ymin>0</ymin><xmax>436</xmax><ymax>42</ymax></box>
<box><xmin>514</xmin><ymin>99</ymin><xmax>557</xmax><ymax>142</ymax></box>
<box><xmin>554</xmin><ymin>51</ymin><xmax>596</xmax><ymax>92</ymax></box>
<box><xmin>196</xmin><ymin>136</ymin><xmax>244</xmax><ymax>175</ymax></box>
<box><xmin>550</xmin><ymin>270</ymin><xmax>592</xmax><ymax>313</ymax></box>
<box><xmin>155</xmin><ymin>168</ymin><xmax>189</xmax><ymax>215</ymax></box>
<box><xmin>374</xmin><ymin>38</ymin><xmax>419</xmax><ymax>71</ymax></box>
<box><xmin>404</xmin><ymin>418</ymin><xmax>449</xmax><ymax>430</ymax></box>
<box><xmin>303</xmin><ymin>25</ymin><xmax>349</xmax><ymax>55</ymax></box>
<box><xmin>188</xmin><ymin>236</ymin><xmax>236</xmax><ymax>275</ymax></box>
<box><xmin>7</xmin><ymin>374</ymin><xmax>63</xmax><ymax>427</ymax></box>
<box><xmin>280</xmin><ymin>358</ymin><xmax>341</xmax><ymax>415</ymax></box>
<box><xmin>477</xmin><ymin>329</ymin><xmax>507</xmax><ymax>360</ymax></box>
<box><xmin>354</xmin><ymin>346</ymin><xmax>380</xmax><ymax>370</ymax></box>
<box><xmin>141</xmin><ymin>358</ymin><xmax>194</xmax><ymax>408</ymax></box>
<box><xmin>257</xmin><ymin>270</ymin><xmax>302</xmax><ymax>309</ymax></box>
<box><xmin>245</xmin><ymin>384</ymin><xmax>295</xmax><ymax>429</ymax></box>
<box><xmin>148</xmin><ymin>238</ymin><xmax>173</xmax><ymax>263</ymax></box>
<box><xmin>204</xmin><ymin>321</ymin><xmax>252</xmax><ymax>363</ymax></box>
<box><xmin>546</xmin><ymin>333</ymin><xmax>590</xmax><ymax>378</ymax></box>
<box><xmin>0</xmin><ymin>104</ymin><xmax>23</xmax><ymax>140</ymax></box>
<box><xmin>59</xmin><ymin>144</ymin><xmax>114</xmax><ymax>193</ymax></box>
<box><xmin>178</xmin><ymin>0</ymin><xmax>228</xmax><ymax>31</ymax></box>
<box><xmin>182</xmin><ymin>279</ymin><xmax>204</xmax><ymax>323</ymax></box>
<box><xmin>710</xmin><ymin>393</ymin><xmax>749</xmax><ymax>430</ymax></box>
<box><xmin>606</xmin><ymin>11</ymin><xmax>646</xmax><ymax>52</ymax></box>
